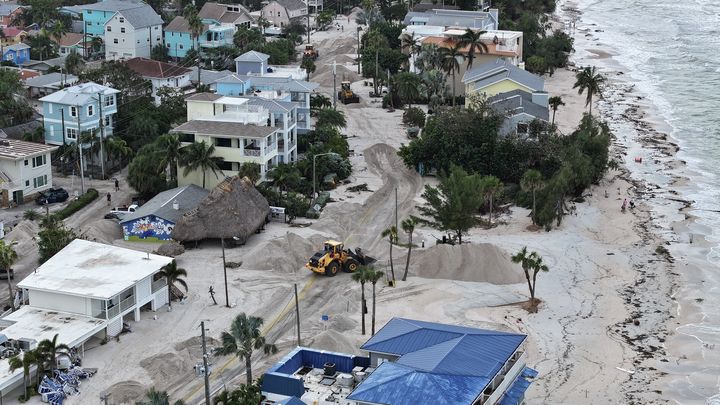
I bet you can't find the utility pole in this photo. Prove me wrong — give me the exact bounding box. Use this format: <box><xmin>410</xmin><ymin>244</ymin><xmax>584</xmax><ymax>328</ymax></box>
<box><xmin>200</xmin><ymin>321</ymin><xmax>211</xmax><ymax>405</ymax></box>
<box><xmin>357</xmin><ymin>27</ymin><xmax>362</xmax><ymax>74</ymax></box>
<box><xmin>294</xmin><ymin>283</ymin><xmax>301</xmax><ymax>346</ymax></box>
<box><xmin>395</xmin><ymin>187</ymin><xmax>398</xmax><ymax>230</ymax></box>
<box><xmin>97</xmin><ymin>92</ymin><xmax>106</xmax><ymax>180</ymax></box>
<box><xmin>306</xmin><ymin>10</ymin><xmax>310</xmax><ymax>45</ymax></box>
<box><xmin>60</xmin><ymin>108</ymin><xmax>65</xmax><ymax>145</ymax></box>
<box><xmin>100</xmin><ymin>393</ymin><xmax>110</xmax><ymax>405</ymax></box>
<box><xmin>221</xmin><ymin>239</ymin><xmax>230</xmax><ymax>308</ymax></box>
<box><xmin>76</xmin><ymin>105</ymin><xmax>85</xmax><ymax>194</ymax></box>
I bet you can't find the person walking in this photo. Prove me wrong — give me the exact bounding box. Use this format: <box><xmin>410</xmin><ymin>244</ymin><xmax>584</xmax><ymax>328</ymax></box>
<box><xmin>114</xmin><ymin>178</ymin><xmax>119</xmax><ymax>192</ymax></box>
<box><xmin>107</xmin><ymin>192</ymin><xmax>112</xmax><ymax>206</ymax></box>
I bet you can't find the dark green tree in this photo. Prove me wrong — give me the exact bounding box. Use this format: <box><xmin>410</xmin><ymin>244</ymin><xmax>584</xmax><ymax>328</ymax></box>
<box><xmin>213</xmin><ymin>313</ymin><xmax>278</xmax><ymax>385</ymax></box>
<box><xmin>179</xmin><ymin>141</ymin><xmax>224</xmax><ymax>189</ymax></box>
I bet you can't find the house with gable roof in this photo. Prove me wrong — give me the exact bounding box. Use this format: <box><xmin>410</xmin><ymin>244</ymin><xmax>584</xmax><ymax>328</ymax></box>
<box><xmin>103</xmin><ymin>2</ymin><xmax>163</xmax><ymax>60</ymax></box>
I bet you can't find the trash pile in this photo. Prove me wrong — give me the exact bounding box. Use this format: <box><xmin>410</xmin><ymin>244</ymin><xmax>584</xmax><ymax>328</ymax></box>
<box><xmin>38</xmin><ymin>367</ymin><xmax>96</xmax><ymax>404</ymax></box>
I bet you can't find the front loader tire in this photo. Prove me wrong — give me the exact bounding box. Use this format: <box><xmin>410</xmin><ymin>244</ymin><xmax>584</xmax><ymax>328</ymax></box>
<box><xmin>325</xmin><ymin>261</ymin><xmax>340</xmax><ymax>277</ymax></box>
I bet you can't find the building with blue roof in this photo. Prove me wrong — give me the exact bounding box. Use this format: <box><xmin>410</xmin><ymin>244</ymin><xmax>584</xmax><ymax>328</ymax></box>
<box><xmin>261</xmin><ymin>318</ymin><xmax>536</xmax><ymax>405</ymax></box>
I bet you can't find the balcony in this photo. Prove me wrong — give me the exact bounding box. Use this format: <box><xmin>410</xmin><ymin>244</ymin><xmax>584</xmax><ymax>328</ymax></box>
<box><xmin>243</xmin><ymin>148</ymin><xmax>261</xmax><ymax>157</ymax></box>
<box><xmin>278</xmin><ymin>139</ymin><xmax>295</xmax><ymax>152</ymax></box>
<box><xmin>100</xmin><ymin>294</ymin><xmax>136</xmax><ymax>320</ymax></box>
<box><xmin>151</xmin><ymin>278</ymin><xmax>166</xmax><ymax>293</ymax></box>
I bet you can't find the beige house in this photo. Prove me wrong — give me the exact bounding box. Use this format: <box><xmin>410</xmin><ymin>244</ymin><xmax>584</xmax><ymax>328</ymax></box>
<box><xmin>0</xmin><ymin>139</ymin><xmax>58</xmax><ymax>207</ymax></box>
<box><xmin>261</xmin><ymin>0</ymin><xmax>307</xmax><ymax>28</ymax></box>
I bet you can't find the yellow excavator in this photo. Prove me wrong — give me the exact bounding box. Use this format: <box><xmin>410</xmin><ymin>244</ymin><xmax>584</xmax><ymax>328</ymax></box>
<box><xmin>305</xmin><ymin>240</ymin><xmax>376</xmax><ymax>277</ymax></box>
<box><xmin>338</xmin><ymin>81</ymin><xmax>360</xmax><ymax>104</ymax></box>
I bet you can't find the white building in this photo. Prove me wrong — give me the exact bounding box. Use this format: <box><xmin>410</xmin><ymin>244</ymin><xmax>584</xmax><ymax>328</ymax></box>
<box><xmin>125</xmin><ymin>57</ymin><xmax>193</xmax><ymax>105</ymax></box>
<box><xmin>0</xmin><ymin>239</ymin><xmax>173</xmax><ymax>396</ymax></box>
<box><xmin>104</xmin><ymin>3</ymin><xmax>164</xmax><ymax>60</ymax></box>
<box><xmin>0</xmin><ymin>139</ymin><xmax>58</xmax><ymax>207</ymax></box>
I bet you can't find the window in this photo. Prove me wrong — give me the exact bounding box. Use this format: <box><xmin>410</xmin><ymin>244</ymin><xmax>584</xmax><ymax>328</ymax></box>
<box><xmin>215</xmin><ymin>137</ymin><xmax>231</xmax><ymax>147</ymax></box>
<box><xmin>33</xmin><ymin>175</ymin><xmax>47</xmax><ymax>188</ymax></box>
<box><xmin>70</xmin><ymin>106</ymin><xmax>77</xmax><ymax>117</ymax></box>
<box><xmin>106</xmin><ymin>26</ymin><xmax>112</xmax><ymax>32</ymax></box>
<box><xmin>119</xmin><ymin>17</ymin><xmax>124</xmax><ymax>23</ymax></box>
<box><xmin>87</xmin><ymin>104</ymin><xmax>94</xmax><ymax>117</ymax></box>
<box><xmin>120</xmin><ymin>27</ymin><xmax>125</xmax><ymax>33</ymax></box>
<box><xmin>24</xmin><ymin>159</ymin><xmax>28</xmax><ymax>166</ymax></box>
<box><xmin>178</xmin><ymin>133</ymin><xmax>194</xmax><ymax>143</ymax></box>
<box><xmin>32</xmin><ymin>155</ymin><xmax>46</xmax><ymax>168</ymax></box>
<box><xmin>104</xmin><ymin>95</ymin><xmax>114</xmax><ymax>107</ymax></box>
<box><xmin>67</xmin><ymin>128</ymin><xmax>77</xmax><ymax>139</ymax></box>
<box><xmin>156</xmin><ymin>36</ymin><xmax>160</xmax><ymax>41</ymax></box>
<box><xmin>517</xmin><ymin>123</ymin><xmax>529</xmax><ymax>134</ymax></box>
<box><xmin>25</xmin><ymin>180</ymin><xmax>29</xmax><ymax>187</ymax></box>
<box><xmin>104</xmin><ymin>115</ymin><xmax>111</xmax><ymax>127</ymax></box>
<box><xmin>154</xmin><ymin>26</ymin><xmax>159</xmax><ymax>30</ymax></box>
<box><xmin>166</xmin><ymin>43</ymin><xmax>170</xmax><ymax>48</ymax></box>
<box><xmin>179</xmin><ymin>44</ymin><xmax>184</xmax><ymax>50</ymax></box>
<box><xmin>48</xmin><ymin>103</ymin><xmax>52</xmax><ymax>114</ymax></box>
<box><xmin>217</xmin><ymin>161</ymin><xmax>233</xmax><ymax>171</ymax></box>
<box><xmin>113</xmin><ymin>38</ymin><xmax>118</xmax><ymax>44</ymax></box>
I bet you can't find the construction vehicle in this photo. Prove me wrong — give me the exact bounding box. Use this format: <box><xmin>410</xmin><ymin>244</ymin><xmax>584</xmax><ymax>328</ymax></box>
<box><xmin>338</xmin><ymin>81</ymin><xmax>360</xmax><ymax>104</ymax></box>
<box><xmin>303</xmin><ymin>44</ymin><xmax>319</xmax><ymax>60</ymax></box>
<box><xmin>305</xmin><ymin>240</ymin><xmax>376</xmax><ymax>277</ymax></box>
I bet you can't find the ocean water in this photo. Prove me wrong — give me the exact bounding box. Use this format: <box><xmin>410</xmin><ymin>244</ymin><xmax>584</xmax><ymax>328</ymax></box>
<box><xmin>565</xmin><ymin>0</ymin><xmax>720</xmax><ymax>402</ymax></box>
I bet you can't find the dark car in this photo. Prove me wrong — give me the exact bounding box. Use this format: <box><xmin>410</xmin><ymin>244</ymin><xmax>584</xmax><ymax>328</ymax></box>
<box><xmin>36</xmin><ymin>188</ymin><xmax>69</xmax><ymax>205</ymax></box>
<box><xmin>104</xmin><ymin>212</ymin><xmax>122</xmax><ymax>220</ymax></box>
<box><xmin>0</xmin><ymin>268</ymin><xmax>14</xmax><ymax>280</ymax></box>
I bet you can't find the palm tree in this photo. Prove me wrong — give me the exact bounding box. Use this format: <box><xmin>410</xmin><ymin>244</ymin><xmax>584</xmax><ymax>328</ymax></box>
<box><xmin>9</xmin><ymin>350</ymin><xmax>37</xmax><ymax>400</ymax></box>
<box><xmin>422</xmin><ymin>69</ymin><xmax>447</xmax><ymax>110</ymax></box>
<box><xmin>138</xmin><ymin>388</ymin><xmax>170</xmax><ymax>405</ymax></box>
<box><xmin>394</xmin><ymin>72</ymin><xmax>422</xmax><ymax>108</ymax></box>
<box><xmin>416</xmin><ymin>44</ymin><xmax>443</xmax><ymax>73</ymax></box>
<box><xmin>310</xmin><ymin>94</ymin><xmax>332</xmax><ymax>112</ymax></box>
<box><xmin>184</xmin><ymin>5</ymin><xmax>204</xmax><ymax>83</ymax></box>
<box><xmin>0</xmin><ymin>240</ymin><xmax>18</xmax><ymax>311</ymax></box>
<box><xmin>480</xmin><ymin>176</ymin><xmax>503</xmax><ymax>224</ymax></box>
<box><xmin>458</xmin><ymin>29</ymin><xmax>488</xmax><ymax>69</ymax></box>
<box><xmin>365</xmin><ymin>266</ymin><xmax>384</xmax><ymax>335</ymax></box>
<box><xmin>366</xmin><ymin>31</ymin><xmax>388</xmax><ymax>96</ymax></box>
<box><xmin>351</xmin><ymin>266</ymin><xmax>369</xmax><ymax>335</ymax></box>
<box><xmin>380</xmin><ymin>226</ymin><xmax>397</xmax><ymax>283</ymax></box>
<box><xmin>301</xmin><ymin>56</ymin><xmax>316</xmax><ymax>80</ymax></box>
<box><xmin>37</xmin><ymin>333</ymin><xmax>70</xmax><ymax>372</ymax></box>
<box><xmin>155</xmin><ymin>134</ymin><xmax>181</xmax><ymax>185</ymax></box>
<box><xmin>104</xmin><ymin>136</ymin><xmax>132</xmax><ymax>165</ymax></box>
<box><xmin>520</xmin><ymin>169</ymin><xmax>544</xmax><ymax>225</ymax></box>
<box><xmin>400</xmin><ymin>33</ymin><xmax>419</xmax><ymax>71</ymax></box>
<box><xmin>49</xmin><ymin>20</ymin><xmax>67</xmax><ymax>48</ymax></box>
<box><xmin>238</xmin><ymin>162</ymin><xmax>261</xmax><ymax>184</ymax></box>
<box><xmin>511</xmin><ymin>247</ymin><xmax>549</xmax><ymax>309</ymax></box>
<box><xmin>315</xmin><ymin>108</ymin><xmax>346</xmax><ymax>129</ymax></box>
<box><xmin>213</xmin><ymin>313</ymin><xmax>278</xmax><ymax>385</ymax></box>
<box><xmin>400</xmin><ymin>217</ymin><xmax>417</xmax><ymax>281</ymax></box>
<box><xmin>573</xmin><ymin>66</ymin><xmax>605</xmax><ymax>115</ymax></box>
<box><xmin>268</xmin><ymin>163</ymin><xmax>301</xmax><ymax>195</ymax></box>
<box><xmin>180</xmin><ymin>141</ymin><xmax>224</xmax><ymax>189</ymax></box>
<box><xmin>548</xmin><ymin>96</ymin><xmax>565</xmax><ymax>127</ymax></box>
<box><xmin>64</xmin><ymin>50</ymin><xmax>84</xmax><ymax>76</ymax></box>
<box><xmin>159</xmin><ymin>260</ymin><xmax>188</xmax><ymax>309</ymax></box>
<box><xmin>440</xmin><ymin>44</ymin><xmax>464</xmax><ymax>107</ymax></box>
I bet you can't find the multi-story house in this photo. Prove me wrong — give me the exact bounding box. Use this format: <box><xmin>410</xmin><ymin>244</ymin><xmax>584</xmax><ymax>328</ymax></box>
<box><xmin>302</xmin><ymin>0</ymin><xmax>323</xmax><ymax>13</ymax></box>
<box><xmin>0</xmin><ymin>139</ymin><xmax>58</xmax><ymax>207</ymax></box>
<box><xmin>55</xmin><ymin>32</ymin><xmax>93</xmax><ymax>57</ymax></box>
<box><xmin>125</xmin><ymin>57</ymin><xmax>192</xmax><ymax>105</ymax></box>
<box><xmin>2</xmin><ymin>43</ymin><xmax>30</xmax><ymax>65</ymax></box>
<box><xmin>174</xmin><ymin>93</ymin><xmax>292</xmax><ymax>188</ymax></box>
<box><xmin>199</xmin><ymin>2</ymin><xmax>253</xmax><ymax>29</ymax></box>
<box><xmin>0</xmin><ymin>27</ymin><xmax>28</xmax><ymax>47</ymax></box>
<box><xmin>261</xmin><ymin>0</ymin><xmax>308</xmax><ymax>29</ymax></box>
<box><xmin>0</xmin><ymin>4</ymin><xmax>22</xmax><ymax>28</ymax></box>
<box><xmin>38</xmin><ymin>82</ymin><xmax>120</xmax><ymax>146</ymax></box>
<box><xmin>66</xmin><ymin>0</ymin><xmax>158</xmax><ymax>39</ymax></box>
<box><xmin>103</xmin><ymin>4</ymin><xmax>163</xmax><ymax>60</ymax></box>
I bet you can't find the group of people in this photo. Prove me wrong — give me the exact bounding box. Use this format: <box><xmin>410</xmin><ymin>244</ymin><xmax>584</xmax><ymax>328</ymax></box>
<box><xmin>622</xmin><ymin>198</ymin><xmax>635</xmax><ymax>212</ymax></box>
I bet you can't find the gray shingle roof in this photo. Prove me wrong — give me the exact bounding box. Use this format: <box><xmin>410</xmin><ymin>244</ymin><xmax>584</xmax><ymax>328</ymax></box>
<box><xmin>0</xmin><ymin>4</ymin><xmax>21</xmax><ymax>17</ymax></box>
<box><xmin>121</xmin><ymin>184</ymin><xmax>209</xmax><ymax>224</ymax></box>
<box><xmin>39</xmin><ymin>82</ymin><xmax>120</xmax><ymax>105</ymax></box>
<box><xmin>77</xmin><ymin>0</ymin><xmax>147</xmax><ymax>13</ymax></box>
<box><xmin>185</xmin><ymin>92</ymin><xmax>223</xmax><ymax>102</ymax></box>
<box><xmin>273</xmin><ymin>0</ymin><xmax>307</xmax><ymax>12</ymax></box>
<box><xmin>165</xmin><ymin>16</ymin><xmax>209</xmax><ymax>33</ymax></box>
<box><xmin>171</xmin><ymin>120</ymin><xmax>277</xmax><ymax>138</ymax></box>
<box><xmin>24</xmin><ymin>72</ymin><xmax>79</xmax><ymax>88</ymax></box>
<box><xmin>234</xmin><ymin>50</ymin><xmax>269</xmax><ymax>63</ymax></box>
<box><xmin>245</xmin><ymin>97</ymin><xmax>298</xmax><ymax>113</ymax></box>
<box><xmin>463</xmin><ymin>59</ymin><xmax>544</xmax><ymax>92</ymax></box>
<box><xmin>216</xmin><ymin>74</ymin><xmax>318</xmax><ymax>92</ymax></box>
<box><xmin>188</xmin><ymin>67</ymin><xmax>234</xmax><ymax>85</ymax></box>
<box><xmin>488</xmin><ymin>90</ymin><xmax>549</xmax><ymax>121</ymax></box>
<box><xmin>117</xmin><ymin>5</ymin><xmax>163</xmax><ymax>28</ymax></box>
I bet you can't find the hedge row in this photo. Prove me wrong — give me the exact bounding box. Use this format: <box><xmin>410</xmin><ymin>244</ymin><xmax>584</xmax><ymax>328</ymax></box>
<box><xmin>50</xmin><ymin>188</ymin><xmax>99</xmax><ymax>222</ymax></box>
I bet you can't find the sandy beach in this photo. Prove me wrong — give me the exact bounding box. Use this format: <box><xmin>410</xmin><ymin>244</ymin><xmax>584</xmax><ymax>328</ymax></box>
<box><xmin>0</xmin><ymin>5</ymin><xmax>701</xmax><ymax>405</ymax></box>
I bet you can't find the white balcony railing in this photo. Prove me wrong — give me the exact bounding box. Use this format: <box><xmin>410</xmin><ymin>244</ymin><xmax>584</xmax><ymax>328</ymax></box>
<box><xmin>151</xmin><ymin>279</ymin><xmax>166</xmax><ymax>293</ymax></box>
<box><xmin>244</xmin><ymin>148</ymin><xmax>261</xmax><ymax>157</ymax></box>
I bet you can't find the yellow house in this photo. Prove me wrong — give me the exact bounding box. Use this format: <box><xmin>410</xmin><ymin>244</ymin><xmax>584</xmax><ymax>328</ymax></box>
<box><xmin>462</xmin><ymin>58</ymin><xmax>544</xmax><ymax>100</ymax></box>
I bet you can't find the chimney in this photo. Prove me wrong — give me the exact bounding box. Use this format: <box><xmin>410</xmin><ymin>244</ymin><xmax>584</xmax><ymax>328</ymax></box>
<box><xmin>172</xmin><ymin>200</ymin><xmax>180</xmax><ymax>210</ymax></box>
<box><xmin>531</xmin><ymin>91</ymin><xmax>548</xmax><ymax>108</ymax></box>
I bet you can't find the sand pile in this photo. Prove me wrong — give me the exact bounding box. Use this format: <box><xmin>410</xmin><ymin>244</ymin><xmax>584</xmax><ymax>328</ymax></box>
<box><xmin>174</xmin><ymin>336</ymin><xmax>220</xmax><ymax>359</ymax></box>
<box><xmin>156</xmin><ymin>241</ymin><xmax>185</xmax><ymax>257</ymax></box>
<box><xmin>242</xmin><ymin>233</ymin><xmax>327</xmax><ymax>273</ymax></box>
<box><xmin>305</xmin><ymin>329</ymin><xmax>358</xmax><ymax>354</ymax></box>
<box><xmin>410</xmin><ymin>243</ymin><xmax>525</xmax><ymax>284</ymax></box>
<box><xmin>4</xmin><ymin>220</ymin><xmax>38</xmax><ymax>256</ymax></box>
<box><xmin>140</xmin><ymin>352</ymin><xmax>189</xmax><ymax>389</ymax></box>
<box><xmin>79</xmin><ymin>219</ymin><xmax>122</xmax><ymax>244</ymax></box>
<box><xmin>104</xmin><ymin>380</ymin><xmax>144</xmax><ymax>404</ymax></box>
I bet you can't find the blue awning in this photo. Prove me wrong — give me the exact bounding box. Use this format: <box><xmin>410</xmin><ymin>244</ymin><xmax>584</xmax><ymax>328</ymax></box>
<box><xmin>498</xmin><ymin>367</ymin><xmax>537</xmax><ymax>405</ymax></box>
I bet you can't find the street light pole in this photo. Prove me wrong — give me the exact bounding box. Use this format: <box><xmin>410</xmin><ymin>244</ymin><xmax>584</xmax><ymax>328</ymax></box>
<box><xmin>200</xmin><ymin>321</ymin><xmax>211</xmax><ymax>405</ymax></box>
<box><xmin>312</xmin><ymin>152</ymin><xmax>338</xmax><ymax>200</ymax></box>
<box><xmin>357</xmin><ymin>26</ymin><xmax>362</xmax><ymax>74</ymax></box>
<box><xmin>332</xmin><ymin>60</ymin><xmax>337</xmax><ymax>109</ymax></box>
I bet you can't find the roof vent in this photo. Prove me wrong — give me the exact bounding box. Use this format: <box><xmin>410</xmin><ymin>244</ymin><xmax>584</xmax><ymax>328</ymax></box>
<box><xmin>172</xmin><ymin>200</ymin><xmax>180</xmax><ymax>210</ymax></box>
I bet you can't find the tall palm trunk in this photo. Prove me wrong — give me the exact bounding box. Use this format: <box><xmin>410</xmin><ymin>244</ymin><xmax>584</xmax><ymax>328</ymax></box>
<box><xmin>374</xmin><ymin>49</ymin><xmax>379</xmax><ymax>95</ymax></box>
<box><xmin>360</xmin><ymin>282</ymin><xmax>366</xmax><ymax>335</ymax></box>
<box><xmin>532</xmin><ymin>188</ymin><xmax>537</xmax><ymax>225</ymax></box>
<box><xmin>388</xmin><ymin>241</ymin><xmax>395</xmax><ymax>282</ymax></box>
<box><xmin>451</xmin><ymin>70</ymin><xmax>456</xmax><ymax>107</ymax></box>
<box><xmin>551</xmin><ymin>109</ymin><xmax>556</xmax><ymax>126</ymax></box>
<box><xmin>402</xmin><ymin>233</ymin><xmax>412</xmax><ymax>281</ymax></box>
<box><xmin>202</xmin><ymin>170</ymin><xmax>206</xmax><ymax>189</ymax></box>
<box><xmin>589</xmin><ymin>92</ymin><xmax>593</xmax><ymax>115</ymax></box>
<box><xmin>166</xmin><ymin>278</ymin><xmax>173</xmax><ymax>308</ymax></box>
<box><xmin>245</xmin><ymin>355</ymin><xmax>253</xmax><ymax>385</ymax></box>
<box><xmin>488</xmin><ymin>194</ymin><xmax>493</xmax><ymax>224</ymax></box>
<box><xmin>6</xmin><ymin>276</ymin><xmax>14</xmax><ymax>311</ymax></box>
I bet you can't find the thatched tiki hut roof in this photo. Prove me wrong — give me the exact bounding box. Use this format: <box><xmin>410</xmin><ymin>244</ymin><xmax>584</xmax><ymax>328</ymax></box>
<box><xmin>171</xmin><ymin>176</ymin><xmax>270</xmax><ymax>243</ymax></box>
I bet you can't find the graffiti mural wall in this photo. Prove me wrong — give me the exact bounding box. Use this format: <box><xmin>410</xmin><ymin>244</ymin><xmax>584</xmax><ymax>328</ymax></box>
<box><xmin>121</xmin><ymin>215</ymin><xmax>175</xmax><ymax>241</ymax></box>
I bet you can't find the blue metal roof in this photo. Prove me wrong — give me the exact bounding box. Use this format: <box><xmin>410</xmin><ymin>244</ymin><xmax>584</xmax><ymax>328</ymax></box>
<box><xmin>277</xmin><ymin>397</ymin><xmax>305</xmax><ymax>405</ymax></box>
<box><xmin>498</xmin><ymin>367</ymin><xmax>538</xmax><ymax>405</ymax></box>
<box><xmin>350</xmin><ymin>318</ymin><xmax>528</xmax><ymax>405</ymax></box>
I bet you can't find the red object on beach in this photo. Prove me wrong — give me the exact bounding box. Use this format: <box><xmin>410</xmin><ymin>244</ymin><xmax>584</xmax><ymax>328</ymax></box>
<box><xmin>634</xmin><ymin>157</ymin><xmax>643</xmax><ymax>163</ymax></box>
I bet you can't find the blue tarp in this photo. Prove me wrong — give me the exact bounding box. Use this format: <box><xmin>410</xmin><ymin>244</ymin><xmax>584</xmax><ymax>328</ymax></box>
<box><xmin>498</xmin><ymin>367</ymin><xmax>538</xmax><ymax>405</ymax></box>
<box><xmin>277</xmin><ymin>397</ymin><xmax>305</xmax><ymax>405</ymax></box>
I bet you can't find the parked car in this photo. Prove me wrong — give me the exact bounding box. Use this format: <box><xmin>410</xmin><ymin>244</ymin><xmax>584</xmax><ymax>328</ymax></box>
<box><xmin>35</xmin><ymin>188</ymin><xmax>69</xmax><ymax>205</ymax></box>
<box><xmin>0</xmin><ymin>268</ymin><xmax>14</xmax><ymax>280</ymax></box>
<box><xmin>104</xmin><ymin>213</ymin><xmax>122</xmax><ymax>220</ymax></box>
<box><xmin>109</xmin><ymin>204</ymin><xmax>138</xmax><ymax>215</ymax></box>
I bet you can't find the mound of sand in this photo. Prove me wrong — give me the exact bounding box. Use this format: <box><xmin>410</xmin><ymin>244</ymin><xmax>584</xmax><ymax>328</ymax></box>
<box><xmin>305</xmin><ymin>329</ymin><xmax>358</xmax><ymax>354</ymax></box>
<box><xmin>104</xmin><ymin>380</ymin><xmax>144</xmax><ymax>404</ymax></box>
<box><xmin>140</xmin><ymin>352</ymin><xmax>189</xmax><ymax>389</ymax></box>
<box><xmin>174</xmin><ymin>335</ymin><xmax>220</xmax><ymax>359</ymax></box>
<box><xmin>410</xmin><ymin>243</ymin><xmax>525</xmax><ymax>285</ymax></box>
<box><xmin>241</xmin><ymin>233</ymin><xmax>327</xmax><ymax>273</ymax></box>
<box><xmin>79</xmin><ymin>219</ymin><xmax>122</xmax><ymax>244</ymax></box>
<box><xmin>156</xmin><ymin>240</ymin><xmax>185</xmax><ymax>257</ymax></box>
<box><xmin>4</xmin><ymin>220</ymin><xmax>38</xmax><ymax>256</ymax></box>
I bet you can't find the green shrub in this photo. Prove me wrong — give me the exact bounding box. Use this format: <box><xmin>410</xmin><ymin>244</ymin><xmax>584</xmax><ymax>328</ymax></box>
<box><xmin>50</xmin><ymin>188</ymin><xmax>99</xmax><ymax>222</ymax></box>
<box><xmin>23</xmin><ymin>209</ymin><xmax>39</xmax><ymax>221</ymax></box>
<box><xmin>403</xmin><ymin>107</ymin><xmax>426</xmax><ymax>128</ymax></box>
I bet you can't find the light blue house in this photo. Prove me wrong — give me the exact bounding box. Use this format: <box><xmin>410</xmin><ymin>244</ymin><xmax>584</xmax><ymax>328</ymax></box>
<box><xmin>164</xmin><ymin>16</ymin><xmax>234</xmax><ymax>59</ymax></box>
<box><xmin>65</xmin><ymin>0</ymin><xmax>151</xmax><ymax>38</ymax></box>
<box><xmin>38</xmin><ymin>82</ymin><xmax>120</xmax><ymax>146</ymax></box>
<box><xmin>235</xmin><ymin>50</ymin><xmax>268</xmax><ymax>75</ymax></box>
<box><xmin>2</xmin><ymin>43</ymin><xmax>30</xmax><ymax>65</ymax></box>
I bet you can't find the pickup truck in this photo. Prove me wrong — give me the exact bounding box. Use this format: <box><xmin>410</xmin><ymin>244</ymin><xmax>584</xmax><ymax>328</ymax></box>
<box><xmin>107</xmin><ymin>204</ymin><xmax>139</xmax><ymax>220</ymax></box>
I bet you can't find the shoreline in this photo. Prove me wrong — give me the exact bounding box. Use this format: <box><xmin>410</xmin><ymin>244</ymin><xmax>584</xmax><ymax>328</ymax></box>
<box><xmin>556</xmin><ymin>0</ymin><xmax>720</xmax><ymax>403</ymax></box>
